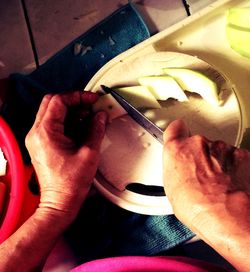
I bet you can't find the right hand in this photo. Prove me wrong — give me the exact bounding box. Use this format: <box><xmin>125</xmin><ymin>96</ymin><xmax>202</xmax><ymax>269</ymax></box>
<box><xmin>162</xmin><ymin>120</ymin><xmax>250</xmax><ymax>271</ymax></box>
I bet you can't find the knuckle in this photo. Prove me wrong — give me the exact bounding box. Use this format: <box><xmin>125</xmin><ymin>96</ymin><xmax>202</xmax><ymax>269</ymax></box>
<box><xmin>164</xmin><ymin>138</ymin><xmax>180</xmax><ymax>149</ymax></box>
<box><xmin>192</xmin><ymin>134</ymin><xmax>207</xmax><ymax>142</ymax></box>
<box><xmin>190</xmin><ymin>135</ymin><xmax>209</xmax><ymax>148</ymax></box>
<box><xmin>25</xmin><ymin>132</ymin><xmax>31</xmax><ymax>148</ymax></box>
<box><xmin>43</xmin><ymin>94</ymin><xmax>53</xmax><ymax>101</ymax></box>
<box><xmin>51</xmin><ymin>94</ymin><xmax>62</xmax><ymax>104</ymax></box>
<box><xmin>25</xmin><ymin>126</ymin><xmax>47</xmax><ymax>150</ymax></box>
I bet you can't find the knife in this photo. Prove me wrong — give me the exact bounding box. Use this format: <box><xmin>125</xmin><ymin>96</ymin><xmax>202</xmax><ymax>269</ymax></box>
<box><xmin>101</xmin><ymin>85</ymin><xmax>164</xmax><ymax>144</ymax></box>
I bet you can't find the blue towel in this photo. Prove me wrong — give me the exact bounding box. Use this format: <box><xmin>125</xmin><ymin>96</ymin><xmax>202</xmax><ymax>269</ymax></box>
<box><xmin>65</xmin><ymin>193</ymin><xmax>194</xmax><ymax>264</ymax></box>
<box><xmin>2</xmin><ymin>2</ymin><xmax>150</xmax><ymax>162</ymax></box>
<box><xmin>1</xmin><ymin>2</ymin><xmax>194</xmax><ymax>261</ymax></box>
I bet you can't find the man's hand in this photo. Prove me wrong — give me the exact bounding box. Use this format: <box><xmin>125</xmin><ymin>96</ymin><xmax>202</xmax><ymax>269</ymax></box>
<box><xmin>163</xmin><ymin>119</ymin><xmax>250</xmax><ymax>271</ymax></box>
<box><xmin>25</xmin><ymin>91</ymin><xmax>107</xmax><ymax>219</ymax></box>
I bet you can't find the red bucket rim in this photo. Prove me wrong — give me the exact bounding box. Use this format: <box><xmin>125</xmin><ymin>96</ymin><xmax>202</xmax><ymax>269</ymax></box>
<box><xmin>0</xmin><ymin>116</ymin><xmax>25</xmax><ymax>243</ymax></box>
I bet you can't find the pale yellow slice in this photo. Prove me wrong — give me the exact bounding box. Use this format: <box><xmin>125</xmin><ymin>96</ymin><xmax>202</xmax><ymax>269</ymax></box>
<box><xmin>163</xmin><ymin>68</ymin><xmax>220</xmax><ymax>106</ymax></box>
<box><xmin>138</xmin><ymin>75</ymin><xmax>188</xmax><ymax>102</ymax></box>
<box><xmin>227</xmin><ymin>7</ymin><xmax>250</xmax><ymax>29</ymax></box>
<box><xmin>114</xmin><ymin>86</ymin><xmax>161</xmax><ymax>109</ymax></box>
<box><xmin>226</xmin><ymin>8</ymin><xmax>250</xmax><ymax>58</ymax></box>
<box><xmin>226</xmin><ymin>25</ymin><xmax>250</xmax><ymax>58</ymax></box>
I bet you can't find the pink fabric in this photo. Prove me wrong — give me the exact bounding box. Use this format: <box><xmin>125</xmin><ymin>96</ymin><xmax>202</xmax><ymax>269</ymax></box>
<box><xmin>70</xmin><ymin>256</ymin><xmax>229</xmax><ymax>272</ymax></box>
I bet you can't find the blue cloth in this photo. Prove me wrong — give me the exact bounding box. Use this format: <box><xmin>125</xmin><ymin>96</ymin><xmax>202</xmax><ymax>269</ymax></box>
<box><xmin>1</xmin><ymin>2</ymin><xmax>194</xmax><ymax>261</ymax></box>
<box><xmin>65</xmin><ymin>193</ymin><xmax>194</xmax><ymax>264</ymax></box>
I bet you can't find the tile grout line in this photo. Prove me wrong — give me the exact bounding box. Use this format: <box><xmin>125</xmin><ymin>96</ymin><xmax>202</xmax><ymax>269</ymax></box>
<box><xmin>182</xmin><ymin>0</ymin><xmax>191</xmax><ymax>16</ymax></box>
<box><xmin>20</xmin><ymin>0</ymin><xmax>39</xmax><ymax>68</ymax></box>
<box><xmin>18</xmin><ymin>0</ymin><xmax>191</xmax><ymax>70</ymax></box>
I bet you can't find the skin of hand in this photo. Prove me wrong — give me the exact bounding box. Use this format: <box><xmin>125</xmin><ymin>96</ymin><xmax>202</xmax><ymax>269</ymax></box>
<box><xmin>163</xmin><ymin>119</ymin><xmax>250</xmax><ymax>272</ymax></box>
<box><xmin>25</xmin><ymin>91</ymin><xmax>108</xmax><ymax>219</ymax></box>
<box><xmin>0</xmin><ymin>91</ymin><xmax>108</xmax><ymax>271</ymax></box>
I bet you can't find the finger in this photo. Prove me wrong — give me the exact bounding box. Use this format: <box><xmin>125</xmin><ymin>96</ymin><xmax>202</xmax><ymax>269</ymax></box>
<box><xmin>163</xmin><ymin>119</ymin><xmax>190</xmax><ymax>144</ymax></box>
<box><xmin>59</xmin><ymin>90</ymin><xmax>99</xmax><ymax>106</ymax></box>
<box><xmin>33</xmin><ymin>94</ymin><xmax>53</xmax><ymax>127</ymax></box>
<box><xmin>43</xmin><ymin>91</ymin><xmax>99</xmax><ymax>126</ymax></box>
<box><xmin>208</xmin><ymin>140</ymin><xmax>236</xmax><ymax>172</ymax></box>
<box><xmin>80</xmin><ymin>91</ymin><xmax>99</xmax><ymax>105</ymax></box>
<box><xmin>84</xmin><ymin>111</ymin><xmax>108</xmax><ymax>151</ymax></box>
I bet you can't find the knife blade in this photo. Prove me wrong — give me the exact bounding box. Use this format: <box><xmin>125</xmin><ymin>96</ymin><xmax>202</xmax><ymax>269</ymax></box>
<box><xmin>101</xmin><ymin>85</ymin><xmax>163</xmax><ymax>144</ymax></box>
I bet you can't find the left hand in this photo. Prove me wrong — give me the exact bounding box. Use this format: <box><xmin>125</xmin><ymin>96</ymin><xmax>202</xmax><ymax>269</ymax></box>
<box><xmin>25</xmin><ymin>91</ymin><xmax>107</xmax><ymax>219</ymax></box>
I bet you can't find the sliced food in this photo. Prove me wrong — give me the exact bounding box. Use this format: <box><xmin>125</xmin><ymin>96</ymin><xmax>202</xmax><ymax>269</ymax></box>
<box><xmin>163</xmin><ymin>68</ymin><xmax>220</xmax><ymax>106</ymax></box>
<box><xmin>226</xmin><ymin>8</ymin><xmax>250</xmax><ymax>58</ymax></box>
<box><xmin>138</xmin><ymin>75</ymin><xmax>188</xmax><ymax>102</ymax></box>
<box><xmin>226</xmin><ymin>25</ymin><xmax>250</xmax><ymax>58</ymax></box>
<box><xmin>227</xmin><ymin>7</ymin><xmax>250</xmax><ymax>29</ymax></box>
<box><xmin>114</xmin><ymin>86</ymin><xmax>161</xmax><ymax>109</ymax></box>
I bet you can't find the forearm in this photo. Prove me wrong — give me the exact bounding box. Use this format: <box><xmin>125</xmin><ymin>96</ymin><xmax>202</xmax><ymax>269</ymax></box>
<box><xmin>1</xmin><ymin>91</ymin><xmax>106</xmax><ymax>271</ymax></box>
<box><xmin>200</xmin><ymin>225</ymin><xmax>250</xmax><ymax>272</ymax></box>
<box><xmin>184</xmin><ymin>202</ymin><xmax>250</xmax><ymax>272</ymax></box>
<box><xmin>0</xmin><ymin>207</ymin><xmax>75</xmax><ymax>272</ymax></box>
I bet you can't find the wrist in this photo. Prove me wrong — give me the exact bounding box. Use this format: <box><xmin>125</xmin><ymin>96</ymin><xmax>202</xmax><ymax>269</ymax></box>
<box><xmin>39</xmin><ymin>182</ymin><xmax>91</xmax><ymax>216</ymax></box>
<box><xmin>38</xmin><ymin>189</ymin><xmax>89</xmax><ymax>223</ymax></box>
<box><xmin>202</xmin><ymin>225</ymin><xmax>250</xmax><ymax>272</ymax></box>
<box><xmin>34</xmin><ymin>205</ymin><xmax>77</xmax><ymax>230</ymax></box>
<box><xmin>188</xmin><ymin>202</ymin><xmax>250</xmax><ymax>272</ymax></box>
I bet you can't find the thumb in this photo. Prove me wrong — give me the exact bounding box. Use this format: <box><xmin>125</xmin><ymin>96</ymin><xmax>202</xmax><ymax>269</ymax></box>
<box><xmin>163</xmin><ymin>119</ymin><xmax>190</xmax><ymax>144</ymax></box>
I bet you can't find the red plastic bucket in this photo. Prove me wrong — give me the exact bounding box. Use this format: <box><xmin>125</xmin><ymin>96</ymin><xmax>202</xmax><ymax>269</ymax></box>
<box><xmin>0</xmin><ymin>116</ymin><xmax>25</xmax><ymax>243</ymax></box>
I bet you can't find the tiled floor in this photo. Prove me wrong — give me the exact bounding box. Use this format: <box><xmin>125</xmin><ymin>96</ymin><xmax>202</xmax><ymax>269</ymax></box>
<box><xmin>0</xmin><ymin>0</ymin><xmax>35</xmax><ymax>78</ymax></box>
<box><xmin>0</xmin><ymin>0</ymin><xmax>216</xmax><ymax>82</ymax></box>
<box><xmin>0</xmin><ymin>0</ymin><xmax>34</xmax><ymax>107</ymax></box>
<box><xmin>0</xmin><ymin>0</ymin><xmax>219</xmax><ymax>92</ymax></box>
<box><xmin>0</xmin><ymin>0</ymin><xmax>191</xmax><ymax>107</ymax></box>
<box><xmin>21</xmin><ymin>0</ymin><xmax>190</xmax><ymax>65</ymax></box>
<box><xmin>0</xmin><ymin>1</ymin><xmax>224</xmax><ymax>271</ymax></box>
